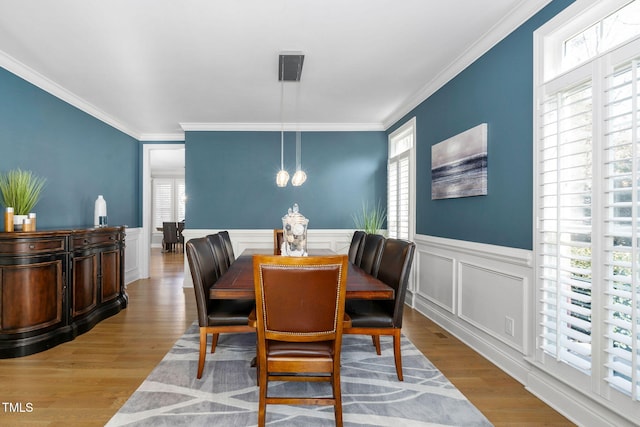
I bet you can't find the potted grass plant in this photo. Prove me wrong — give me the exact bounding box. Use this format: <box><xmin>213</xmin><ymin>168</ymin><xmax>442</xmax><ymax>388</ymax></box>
<box><xmin>0</xmin><ymin>168</ymin><xmax>46</xmax><ymax>231</ymax></box>
<box><xmin>352</xmin><ymin>200</ymin><xmax>386</xmax><ymax>235</ymax></box>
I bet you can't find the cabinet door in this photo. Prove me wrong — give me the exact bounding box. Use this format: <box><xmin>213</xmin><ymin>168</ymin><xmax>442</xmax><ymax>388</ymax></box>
<box><xmin>72</xmin><ymin>253</ymin><xmax>98</xmax><ymax>317</ymax></box>
<box><xmin>0</xmin><ymin>260</ymin><xmax>64</xmax><ymax>333</ymax></box>
<box><xmin>100</xmin><ymin>249</ymin><xmax>120</xmax><ymax>302</ymax></box>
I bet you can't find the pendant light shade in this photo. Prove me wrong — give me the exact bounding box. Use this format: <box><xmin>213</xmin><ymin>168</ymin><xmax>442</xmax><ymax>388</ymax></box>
<box><xmin>291</xmin><ymin>170</ymin><xmax>306</xmax><ymax>186</ymax></box>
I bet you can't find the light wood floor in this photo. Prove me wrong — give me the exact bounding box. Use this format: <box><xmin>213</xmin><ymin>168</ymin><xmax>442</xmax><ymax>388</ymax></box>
<box><xmin>0</xmin><ymin>249</ymin><xmax>573</xmax><ymax>426</ymax></box>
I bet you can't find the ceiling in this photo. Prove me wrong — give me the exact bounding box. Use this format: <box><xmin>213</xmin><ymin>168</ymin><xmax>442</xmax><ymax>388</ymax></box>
<box><xmin>0</xmin><ymin>1</ymin><xmax>549</xmax><ymax>140</ymax></box>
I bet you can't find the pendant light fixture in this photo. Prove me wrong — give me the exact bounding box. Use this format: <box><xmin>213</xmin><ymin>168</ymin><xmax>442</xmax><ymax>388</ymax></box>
<box><xmin>275</xmin><ymin>52</ymin><xmax>305</xmax><ymax>187</ymax></box>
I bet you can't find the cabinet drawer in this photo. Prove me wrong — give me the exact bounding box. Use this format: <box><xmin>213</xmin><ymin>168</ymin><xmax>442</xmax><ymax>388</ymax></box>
<box><xmin>0</xmin><ymin>238</ymin><xmax>66</xmax><ymax>254</ymax></box>
<box><xmin>72</xmin><ymin>233</ymin><xmax>119</xmax><ymax>249</ymax></box>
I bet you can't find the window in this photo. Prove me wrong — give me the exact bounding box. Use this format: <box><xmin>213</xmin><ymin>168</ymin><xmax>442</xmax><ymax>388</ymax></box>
<box><xmin>388</xmin><ymin>117</ymin><xmax>415</xmax><ymax>240</ymax></box>
<box><xmin>535</xmin><ymin>0</ymin><xmax>640</xmax><ymax>411</ymax></box>
<box><xmin>152</xmin><ymin>178</ymin><xmax>185</xmax><ymax>229</ymax></box>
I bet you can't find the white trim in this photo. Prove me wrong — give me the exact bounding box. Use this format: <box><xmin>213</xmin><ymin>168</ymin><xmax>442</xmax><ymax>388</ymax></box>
<box><xmin>139</xmin><ymin>133</ymin><xmax>185</xmax><ymax>142</ymax></box>
<box><xmin>142</xmin><ymin>143</ymin><xmax>185</xmax><ymax>279</ymax></box>
<box><xmin>180</xmin><ymin>122</ymin><xmax>385</xmax><ymax>132</ymax></box>
<box><xmin>0</xmin><ymin>50</ymin><xmax>141</xmax><ymax>140</ymax></box>
<box><xmin>383</xmin><ymin>0</ymin><xmax>555</xmax><ymax>129</ymax></box>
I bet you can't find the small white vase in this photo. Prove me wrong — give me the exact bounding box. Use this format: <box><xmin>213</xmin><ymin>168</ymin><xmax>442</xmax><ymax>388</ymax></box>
<box><xmin>13</xmin><ymin>214</ymin><xmax>27</xmax><ymax>231</ymax></box>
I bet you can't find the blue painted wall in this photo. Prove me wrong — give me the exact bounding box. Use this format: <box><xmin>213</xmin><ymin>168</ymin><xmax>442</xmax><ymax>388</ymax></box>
<box><xmin>0</xmin><ymin>67</ymin><xmax>140</xmax><ymax>229</ymax></box>
<box><xmin>185</xmin><ymin>130</ymin><xmax>387</xmax><ymax>229</ymax></box>
<box><xmin>388</xmin><ymin>0</ymin><xmax>574</xmax><ymax>250</ymax></box>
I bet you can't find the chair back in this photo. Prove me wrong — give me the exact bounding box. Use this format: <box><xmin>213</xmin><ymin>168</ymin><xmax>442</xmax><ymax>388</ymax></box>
<box><xmin>348</xmin><ymin>230</ymin><xmax>366</xmax><ymax>264</ymax></box>
<box><xmin>358</xmin><ymin>233</ymin><xmax>385</xmax><ymax>276</ymax></box>
<box><xmin>186</xmin><ymin>237</ymin><xmax>220</xmax><ymax>327</ymax></box>
<box><xmin>253</xmin><ymin>255</ymin><xmax>349</xmax><ymax>343</ymax></box>
<box><xmin>273</xmin><ymin>229</ymin><xmax>284</xmax><ymax>255</ymax></box>
<box><xmin>206</xmin><ymin>233</ymin><xmax>230</xmax><ymax>276</ymax></box>
<box><xmin>376</xmin><ymin>239</ymin><xmax>416</xmax><ymax>327</ymax></box>
<box><xmin>218</xmin><ymin>230</ymin><xmax>235</xmax><ymax>262</ymax></box>
<box><xmin>162</xmin><ymin>222</ymin><xmax>178</xmax><ymax>244</ymax></box>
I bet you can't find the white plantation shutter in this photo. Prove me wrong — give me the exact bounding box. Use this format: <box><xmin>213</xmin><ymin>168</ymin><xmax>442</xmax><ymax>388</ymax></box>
<box><xmin>603</xmin><ymin>59</ymin><xmax>640</xmax><ymax>397</ymax></box>
<box><xmin>538</xmin><ymin>78</ymin><xmax>594</xmax><ymax>373</ymax></box>
<box><xmin>153</xmin><ymin>178</ymin><xmax>185</xmax><ymax>229</ymax></box>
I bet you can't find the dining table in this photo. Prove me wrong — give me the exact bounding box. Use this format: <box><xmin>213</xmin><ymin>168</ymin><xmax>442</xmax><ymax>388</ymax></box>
<box><xmin>210</xmin><ymin>248</ymin><xmax>394</xmax><ymax>301</ymax></box>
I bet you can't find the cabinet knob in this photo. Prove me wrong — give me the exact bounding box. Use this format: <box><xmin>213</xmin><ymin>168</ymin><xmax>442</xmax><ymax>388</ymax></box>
<box><xmin>29</xmin><ymin>244</ymin><xmax>35</xmax><ymax>249</ymax></box>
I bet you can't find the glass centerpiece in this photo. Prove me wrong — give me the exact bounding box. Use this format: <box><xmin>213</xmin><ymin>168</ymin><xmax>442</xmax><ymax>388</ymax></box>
<box><xmin>281</xmin><ymin>203</ymin><xmax>308</xmax><ymax>256</ymax></box>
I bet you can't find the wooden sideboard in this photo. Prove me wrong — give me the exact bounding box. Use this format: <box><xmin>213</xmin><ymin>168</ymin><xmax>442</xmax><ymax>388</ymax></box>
<box><xmin>0</xmin><ymin>226</ymin><xmax>127</xmax><ymax>358</ymax></box>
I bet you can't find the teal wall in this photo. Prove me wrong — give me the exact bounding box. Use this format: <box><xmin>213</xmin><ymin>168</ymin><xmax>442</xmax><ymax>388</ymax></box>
<box><xmin>0</xmin><ymin>67</ymin><xmax>139</xmax><ymax>229</ymax></box>
<box><xmin>185</xmin><ymin>130</ymin><xmax>387</xmax><ymax>229</ymax></box>
<box><xmin>388</xmin><ymin>0</ymin><xmax>574</xmax><ymax>250</ymax></box>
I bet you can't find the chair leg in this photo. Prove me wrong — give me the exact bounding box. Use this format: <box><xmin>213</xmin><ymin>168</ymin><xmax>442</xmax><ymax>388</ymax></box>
<box><xmin>258</xmin><ymin>363</ymin><xmax>268</xmax><ymax>427</ymax></box>
<box><xmin>372</xmin><ymin>335</ymin><xmax>381</xmax><ymax>355</ymax></box>
<box><xmin>393</xmin><ymin>329</ymin><xmax>403</xmax><ymax>381</ymax></box>
<box><xmin>210</xmin><ymin>333</ymin><xmax>219</xmax><ymax>353</ymax></box>
<box><xmin>197</xmin><ymin>328</ymin><xmax>207</xmax><ymax>379</ymax></box>
<box><xmin>333</xmin><ymin>372</ymin><xmax>343</xmax><ymax>427</ymax></box>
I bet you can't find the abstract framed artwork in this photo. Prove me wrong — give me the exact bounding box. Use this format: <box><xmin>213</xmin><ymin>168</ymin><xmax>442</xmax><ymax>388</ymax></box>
<box><xmin>431</xmin><ymin>123</ymin><xmax>488</xmax><ymax>200</ymax></box>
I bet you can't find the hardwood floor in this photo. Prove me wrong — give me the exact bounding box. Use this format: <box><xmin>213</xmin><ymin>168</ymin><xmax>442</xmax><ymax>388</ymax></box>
<box><xmin>0</xmin><ymin>249</ymin><xmax>573</xmax><ymax>426</ymax></box>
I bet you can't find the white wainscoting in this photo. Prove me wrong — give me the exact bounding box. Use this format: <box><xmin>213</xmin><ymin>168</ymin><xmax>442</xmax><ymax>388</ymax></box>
<box><xmin>123</xmin><ymin>227</ymin><xmax>143</xmax><ymax>286</ymax></box>
<box><xmin>180</xmin><ymin>229</ymin><xmax>355</xmax><ymax>288</ymax></box>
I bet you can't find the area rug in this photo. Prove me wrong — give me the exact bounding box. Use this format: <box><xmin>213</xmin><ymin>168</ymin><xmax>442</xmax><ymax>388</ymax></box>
<box><xmin>107</xmin><ymin>323</ymin><xmax>492</xmax><ymax>426</ymax></box>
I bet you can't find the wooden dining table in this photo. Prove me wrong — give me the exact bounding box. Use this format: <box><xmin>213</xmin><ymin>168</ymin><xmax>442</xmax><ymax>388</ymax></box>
<box><xmin>210</xmin><ymin>248</ymin><xmax>394</xmax><ymax>300</ymax></box>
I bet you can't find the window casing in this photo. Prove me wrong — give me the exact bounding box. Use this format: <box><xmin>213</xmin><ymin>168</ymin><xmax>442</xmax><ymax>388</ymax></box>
<box><xmin>388</xmin><ymin>118</ymin><xmax>416</xmax><ymax>241</ymax></box>
<box><xmin>535</xmin><ymin>0</ymin><xmax>640</xmax><ymax>415</ymax></box>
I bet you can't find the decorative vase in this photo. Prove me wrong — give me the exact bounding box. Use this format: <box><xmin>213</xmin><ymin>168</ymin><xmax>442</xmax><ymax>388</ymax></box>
<box><xmin>13</xmin><ymin>214</ymin><xmax>28</xmax><ymax>231</ymax></box>
<box><xmin>281</xmin><ymin>203</ymin><xmax>308</xmax><ymax>256</ymax></box>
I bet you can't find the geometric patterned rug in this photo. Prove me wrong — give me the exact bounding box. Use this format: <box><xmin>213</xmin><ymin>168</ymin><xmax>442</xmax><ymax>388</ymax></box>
<box><xmin>106</xmin><ymin>323</ymin><xmax>493</xmax><ymax>426</ymax></box>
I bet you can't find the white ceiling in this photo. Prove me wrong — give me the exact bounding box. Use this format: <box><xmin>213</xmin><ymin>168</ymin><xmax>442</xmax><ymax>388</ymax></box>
<box><xmin>0</xmin><ymin>1</ymin><xmax>549</xmax><ymax>140</ymax></box>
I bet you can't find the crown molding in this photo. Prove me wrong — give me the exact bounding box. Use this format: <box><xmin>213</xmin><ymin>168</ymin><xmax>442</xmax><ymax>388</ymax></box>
<box><xmin>0</xmin><ymin>50</ymin><xmax>142</xmax><ymax>140</ymax></box>
<box><xmin>180</xmin><ymin>122</ymin><xmax>385</xmax><ymax>132</ymax></box>
<box><xmin>383</xmin><ymin>0</ymin><xmax>553</xmax><ymax>130</ymax></box>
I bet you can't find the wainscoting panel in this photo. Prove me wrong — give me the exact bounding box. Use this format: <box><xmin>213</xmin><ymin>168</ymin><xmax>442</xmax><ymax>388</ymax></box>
<box><xmin>124</xmin><ymin>227</ymin><xmax>142</xmax><ymax>285</ymax></box>
<box><xmin>458</xmin><ymin>261</ymin><xmax>527</xmax><ymax>353</ymax></box>
<box><xmin>417</xmin><ymin>250</ymin><xmax>455</xmax><ymax>314</ymax></box>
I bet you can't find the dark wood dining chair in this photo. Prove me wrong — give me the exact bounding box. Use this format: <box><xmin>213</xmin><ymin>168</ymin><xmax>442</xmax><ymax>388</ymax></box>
<box><xmin>177</xmin><ymin>221</ymin><xmax>185</xmax><ymax>252</ymax></box>
<box><xmin>273</xmin><ymin>229</ymin><xmax>284</xmax><ymax>255</ymax></box>
<box><xmin>186</xmin><ymin>237</ymin><xmax>255</xmax><ymax>379</ymax></box>
<box><xmin>206</xmin><ymin>233</ymin><xmax>230</xmax><ymax>276</ymax></box>
<box><xmin>357</xmin><ymin>233</ymin><xmax>385</xmax><ymax>276</ymax></box>
<box><xmin>348</xmin><ymin>230</ymin><xmax>366</xmax><ymax>264</ymax></box>
<box><xmin>251</xmin><ymin>254</ymin><xmax>350</xmax><ymax>427</ymax></box>
<box><xmin>218</xmin><ymin>230</ymin><xmax>235</xmax><ymax>264</ymax></box>
<box><xmin>162</xmin><ymin>221</ymin><xmax>179</xmax><ymax>252</ymax></box>
<box><xmin>344</xmin><ymin>238</ymin><xmax>415</xmax><ymax>381</ymax></box>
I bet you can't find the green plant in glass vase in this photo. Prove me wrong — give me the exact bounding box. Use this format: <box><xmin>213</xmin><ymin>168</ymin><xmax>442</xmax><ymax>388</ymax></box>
<box><xmin>0</xmin><ymin>168</ymin><xmax>47</xmax><ymax>216</ymax></box>
<box><xmin>352</xmin><ymin>200</ymin><xmax>386</xmax><ymax>235</ymax></box>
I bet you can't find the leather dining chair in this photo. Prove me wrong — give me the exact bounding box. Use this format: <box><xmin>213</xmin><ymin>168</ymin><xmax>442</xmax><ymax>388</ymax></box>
<box><xmin>251</xmin><ymin>254</ymin><xmax>350</xmax><ymax>427</ymax></box>
<box><xmin>186</xmin><ymin>237</ymin><xmax>255</xmax><ymax>379</ymax></box>
<box><xmin>357</xmin><ymin>233</ymin><xmax>385</xmax><ymax>276</ymax></box>
<box><xmin>162</xmin><ymin>221</ymin><xmax>179</xmax><ymax>252</ymax></box>
<box><xmin>348</xmin><ymin>230</ymin><xmax>366</xmax><ymax>264</ymax></box>
<box><xmin>344</xmin><ymin>238</ymin><xmax>416</xmax><ymax>381</ymax></box>
<box><xmin>218</xmin><ymin>230</ymin><xmax>235</xmax><ymax>264</ymax></box>
<box><xmin>273</xmin><ymin>229</ymin><xmax>284</xmax><ymax>255</ymax></box>
<box><xmin>206</xmin><ymin>233</ymin><xmax>230</xmax><ymax>276</ymax></box>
